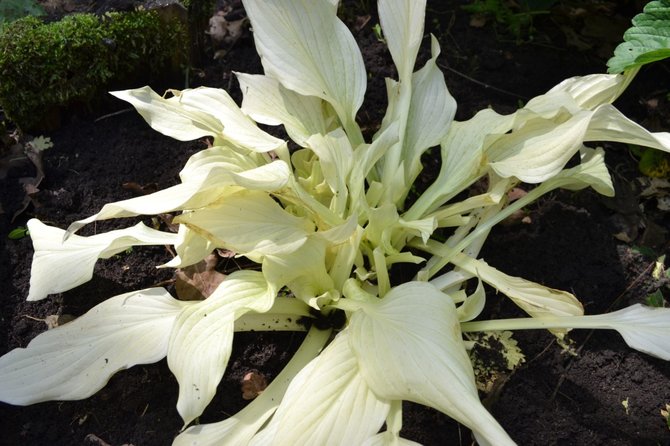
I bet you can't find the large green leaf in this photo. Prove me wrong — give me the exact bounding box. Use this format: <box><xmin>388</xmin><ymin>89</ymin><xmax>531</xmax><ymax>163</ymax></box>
<box><xmin>607</xmin><ymin>0</ymin><xmax>670</xmax><ymax>73</ymax></box>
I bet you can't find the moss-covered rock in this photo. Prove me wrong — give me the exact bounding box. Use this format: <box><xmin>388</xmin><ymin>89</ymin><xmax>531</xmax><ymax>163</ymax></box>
<box><xmin>0</xmin><ymin>8</ymin><xmax>188</xmax><ymax>131</ymax></box>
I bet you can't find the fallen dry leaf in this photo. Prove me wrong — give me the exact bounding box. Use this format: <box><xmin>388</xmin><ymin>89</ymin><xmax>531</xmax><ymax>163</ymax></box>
<box><xmin>24</xmin><ymin>313</ymin><xmax>75</xmax><ymax>329</ymax></box>
<box><xmin>122</xmin><ymin>181</ymin><xmax>159</xmax><ymax>195</ymax></box>
<box><xmin>10</xmin><ymin>135</ymin><xmax>52</xmax><ymax>221</ymax></box>
<box><xmin>175</xmin><ymin>253</ymin><xmax>226</xmax><ymax>300</ymax></box>
<box><xmin>241</xmin><ymin>371</ymin><xmax>267</xmax><ymax>400</ymax></box>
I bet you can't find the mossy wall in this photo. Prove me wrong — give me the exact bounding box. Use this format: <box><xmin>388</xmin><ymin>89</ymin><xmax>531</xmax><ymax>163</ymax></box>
<box><xmin>0</xmin><ymin>9</ymin><xmax>188</xmax><ymax>131</ymax></box>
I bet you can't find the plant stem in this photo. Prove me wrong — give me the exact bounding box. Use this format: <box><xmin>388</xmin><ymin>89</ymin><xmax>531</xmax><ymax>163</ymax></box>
<box><xmin>460</xmin><ymin>315</ymin><xmax>611</xmax><ymax>333</ymax></box>
<box><xmin>422</xmin><ymin>181</ymin><xmax>554</xmax><ymax>278</ymax></box>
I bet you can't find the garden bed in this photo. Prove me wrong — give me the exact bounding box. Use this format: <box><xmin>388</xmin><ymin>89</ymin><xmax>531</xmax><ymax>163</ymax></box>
<box><xmin>1</xmin><ymin>1</ymin><xmax>669</xmax><ymax>444</ymax></box>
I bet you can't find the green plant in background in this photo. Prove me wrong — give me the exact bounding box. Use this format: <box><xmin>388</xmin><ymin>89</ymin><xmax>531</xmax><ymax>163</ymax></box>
<box><xmin>0</xmin><ymin>0</ymin><xmax>44</xmax><ymax>33</ymax></box>
<box><xmin>462</xmin><ymin>0</ymin><xmax>556</xmax><ymax>40</ymax></box>
<box><xmin>0</xmin><ymin>10</ymin><xmax>187</xmax><ymax>131</ymax></box>
<box><xmin>1</xmin><ymin>1</ymin><xmax>670</xmax><ymax>445</ymax></box>
<box><xmin>607</xmin><ymin>0</ymin><xmax>670</xmax><ymax>74</ymax></box>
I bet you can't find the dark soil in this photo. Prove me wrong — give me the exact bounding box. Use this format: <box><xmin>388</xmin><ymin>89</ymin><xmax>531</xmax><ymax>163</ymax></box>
<box><xmin>1</xmin><ymin>1</ymin><xmax>670</xmax><ymax>445</ymax></box>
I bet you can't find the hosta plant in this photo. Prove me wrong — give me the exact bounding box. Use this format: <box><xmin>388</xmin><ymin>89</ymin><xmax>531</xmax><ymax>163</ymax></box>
<box><xmin>2</xmin><ymin>0</ymin><xmax>670</xmax><ymax>444</ymax></box>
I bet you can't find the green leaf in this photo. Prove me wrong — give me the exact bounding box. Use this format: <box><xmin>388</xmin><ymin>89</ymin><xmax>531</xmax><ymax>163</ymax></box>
<box><xmin>8</xmin><ymin>226</ymin><xmax>29</xmax><ymax>240</ymax></box>
<box><xmin>607</xmin><ymin>0</ymin><xmax>670</xmax><ymax>73</ymax></box>
<box><xmin>645</xmin><ymin>289</ymin><xmax>666</xmax><ymax>307</ymax></box>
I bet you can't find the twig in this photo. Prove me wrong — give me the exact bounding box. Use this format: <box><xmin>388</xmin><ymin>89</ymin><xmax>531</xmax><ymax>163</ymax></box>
<box><xmin>94</xmin><ymin>108</ymin><xmax>133</xmax><ymax>122</ymax></box>
<box><xmin>438</xmin><ymin>63</ymin><xmax>529</xmax><ymax>100</ymax></box>
<box><xmin>550</xmin><ymin>258</ymin><xmax>658</xmax><ymax>401</ymax></box>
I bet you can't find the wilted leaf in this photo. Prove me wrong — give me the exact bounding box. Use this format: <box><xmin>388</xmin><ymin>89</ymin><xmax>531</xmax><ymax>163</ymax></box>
<box><xmin>122</xmin><ymin>182</ymin><xmax>159</xmax><ymax>195</ymax></box>
<box><xmin>11</xmin><ymin>136</ymin><xmax>49</xmax><ymax>221</ymax></box>
<box><xmin>241</xmin><ymin>371</ymin><xmax>267</xmax><ymax>400</ymax></box>
<box><xmin>175</xmin><ymin>253</ymin><xmax>226</xmax><ymax>300</ymax></box>
<box><xmin>24</xmin><ymin>314</ymin><xmax>76</xmax><ymax>329</ymax></box>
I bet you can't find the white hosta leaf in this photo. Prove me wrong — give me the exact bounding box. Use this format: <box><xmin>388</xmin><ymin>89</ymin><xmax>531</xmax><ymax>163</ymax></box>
<box><xmin>328</xmin><ymin>225</ymin><xmax>365</xmax><ymax>291</ymax></box>
<box><xmin>552</xmin><ymin>146</ymin><xmax>614</xmax><ymax>197</ymax></box>
<box><xmin>457</xmin><ymin>279</ymin><xmax>486</xmax><ymax>322</ymax></box>
<box><xmin>243</xmin><ymin>0</ymin><xmax>366</xmax><ymax>126</ymax></box>
<box><xmin>365</xmin><ymin>203</ymin><xmax>400</xmax><ymax>252</ymax></box>
<box><xmin>169</xmin><ymin>87</ymin><xmax>286</xmax><ymax>152</ymax></box>
<box><xmin>67</xmin><ymin>152</ymin><xmax>290</xmax><ymax>234</ymax></box>
<box><xmin>408</xmin><ymin>108</ymin><xmax>513</xmax><ymax>218</ymax></box>
<box><xmin>174</xmin><ymin>190</ymin><xmax>314</xmax><ymax>256</ymax></box>
<box><xmin>586</xmin><ymin>104</ymin><xmax>670</xmax><ymax>153</ymax></box>
<box><xmin>27</xmin><ymin>219</ymin><xmax>178</xmax><ymax>301</ymax></box>
<box><xmin>174</xmin><ymin>327</ymin><xmax>331</xmax><ymax>446</ymax></box>
<box><xmin>112</xmin><ymin>87</ymin><xmax>285</xmax><ymax>152</ymax></box>
<box><xmin>262</xmin><ymin>237</ymin><xmax>334</xmax><ymax>307</ymax></box>
<box><xmin>585</xmin><ymin>304</ymin><xmax>670</xmax><ymax>360</ymax></box>
<box><xmin>363</xmin><ymin>433</ymin><xmax>422</xmax><ymax>446</ymax></box>
<box><xmin>228</xmin><ymin>160</ymin><xmax>292</xmax><ymax>191</ymax></box>
<box><xmin>544</xmin><ymin>71</ymin><xmax>636</xmax><ymax>110</ymax></box>
<box><xmin>307</xmin><ymin>129</ymin><xmax>354</xmax><ymax>216</ymax></box>
<box><xmin>378</xmin><ymin>0</ymin><xmax>425</xmax><ymax>81</ymax></box>
<box><xmin>349</xmin><ymin>121</ymin><xmax>400</xmax><ymax>213</ymax></box>
<box><xmin>168</xmin><ymin>271</ymin><xmax>276</xmax><ymax>426</ymax></box>
<box><xmin>398</xmin><ymin>215</ymin><xmax>437</xmax><ymax>244</ymax></box>
<box><xmin>162</xmin><ymin>225</ymin><xmax>216</xmax><ymax>269</ymax></box>
<box><xmin>348</xmin><ymin>282</ymin><xmax>515</xmax><ymax>446</ymax></box>
<box><xmin>314</xmin><ymin>214</ymin><xmax>359</xmax><ymax>245</ymax></box>
<box><xmin>363</xmin><ymin>400</ymin><xmax>421</xmax><ymax>446</ymax></box>
<box><xmin>404</xmin><ymin>36</ymin><xmax>457</xmax><ymax>184</ymax></box>
<box><xmin>452</xmin><ymin>253</ymin><xmax>584</xmax><ymax>320</ymax></box>
<box><xmin>111</xmin><ymin>87</ymin><xmax>222</xmax><ymax>141</ymax></box>
<box><xmin>488</xmin><ymin>111</ymin><xmax>593</xmax><ymax>183</ymax></box>
<box><xmin>237</xmin><ymin>73</ymin><xmax>330</xmax><ymax>147</ymax></box>
<box><xmin>252</xmin><ymin>331</ymin><xmax>390</xmax><ymax>446</ymax></box>
<box><xmin>178</xmin><ymin>145</ymin><xmax>259</xmax><ymax>184</ymax></box>
<box><xmin>0</xmin><ymin>288</ymin><xmax>189</xmax><ymax>405</ymax></box>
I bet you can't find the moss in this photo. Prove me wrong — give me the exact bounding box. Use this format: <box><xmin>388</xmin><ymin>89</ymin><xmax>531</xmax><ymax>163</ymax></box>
<box><xmin>0</xmin><ymin>10</ymin><xmax>187</xmax><ymax>131</ymax></box>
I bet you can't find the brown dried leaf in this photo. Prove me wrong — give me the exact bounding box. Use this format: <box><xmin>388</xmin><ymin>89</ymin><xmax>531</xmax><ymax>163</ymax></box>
<box><xmin>241</xmin><ymin>371</ymin><xmax>267</xmax><ymax>400</ymax></box>
<box><xmin>216</xmin><ymin>248</ymin><xmax>237</xmax><ymax>259</ymax></box>
<box><xmin>24</xmin><ymin>314</ymin><xmax>75</xmax><ymax>329</ymax></box>
<box><xmin>10</xmin><ymin>136</ymin><xmax>51</xmax><ymax>221</ymax></box>
<box><xmin>469</xmin><ymin>13</ymin><xmax>488</xmax><ymax>28</ymax></box>
<box><xmin>507</xmin><ymin>187</ymin><xmax>528</xmax><ymax>202</ymax></box>
<box><xmin>175</xmin><ymin>253</ymin><xmax>226</xmax><ymax>300</ymax></box>
<box><xmin>122</xmin><ymin>181</ymin><xmax>159</xmax><ymax>195</ymax></box>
